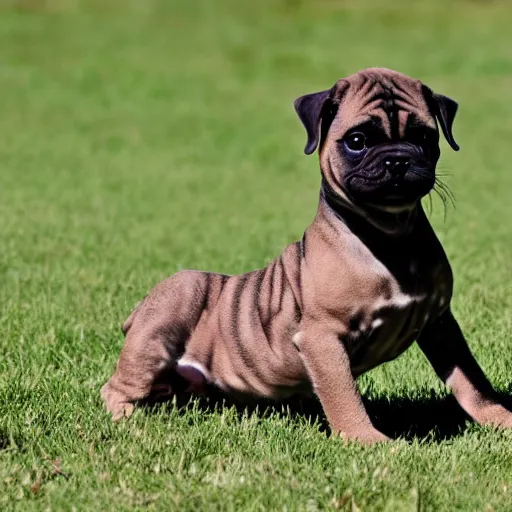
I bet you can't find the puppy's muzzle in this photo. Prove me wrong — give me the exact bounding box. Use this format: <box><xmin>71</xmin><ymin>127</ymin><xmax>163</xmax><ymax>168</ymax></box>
<box><xmin>345</xmin><ymin>143</ymin><xmax>434</xmax><ymax>204</ymax></box>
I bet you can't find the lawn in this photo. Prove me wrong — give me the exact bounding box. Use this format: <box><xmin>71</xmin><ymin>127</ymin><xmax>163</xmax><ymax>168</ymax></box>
<box><xmin>1</xmin><ymin>0</ymin><xmax>512</xmax><ymax>509</ymax></box>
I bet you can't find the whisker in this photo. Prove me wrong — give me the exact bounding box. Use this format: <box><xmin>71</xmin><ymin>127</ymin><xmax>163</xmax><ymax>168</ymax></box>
<box><xmin>406</xmin><ymin>167</ymin><xmax>456</xmax><ymax>221</ymax></box>
<box><xmin>432</xmin><ymin>185</ymin><xmax>448</xmax><ymax>221</ymax></box>
<box><xmin>424</xmin><ymin>191</ymin><xmax>434</xmax><ymax>216</ymax></box>
<box><xmin>435</xmin><ymin>178</ymin><xmax>456</xmax><ymax>208</ymax></box>
<box><xmin>433</xmin><ymin>163</ymin><xmax>453</xmax><ymax>179</ymax></box>
<box><xmin>407</xmin><ymin>167</ymin><xmax>431</xmax><ymax>178</ymax></box>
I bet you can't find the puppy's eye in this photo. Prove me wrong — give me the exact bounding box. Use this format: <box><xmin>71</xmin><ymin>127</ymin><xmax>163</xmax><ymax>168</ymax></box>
<box><xmin>344</xmin><ymin>132</ymin><xmax>366</xmax><ymax>153</ymax></box>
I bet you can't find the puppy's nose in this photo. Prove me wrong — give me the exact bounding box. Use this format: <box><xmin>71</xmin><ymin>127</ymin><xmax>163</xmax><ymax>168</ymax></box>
<box><xmin>384</xmin><ymin>157</ymin><xmax>410</xmax><ymax>177</ymax></box>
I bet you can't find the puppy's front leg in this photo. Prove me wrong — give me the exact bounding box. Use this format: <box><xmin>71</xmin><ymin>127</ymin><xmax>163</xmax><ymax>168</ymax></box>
<box><xmin>295</xmin><ymin>327</ymin><xmax>390</xmax><ymax>444</ymax></box>
<box><xmin>418</xmin><ymin>309</ymin><xmax>512</xmax><ymax>428</ymax></box>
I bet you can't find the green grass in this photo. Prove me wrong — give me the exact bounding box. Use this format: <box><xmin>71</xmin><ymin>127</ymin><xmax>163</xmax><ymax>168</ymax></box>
<box><xmin>1</xmin><ymin>0</ymin><xmax>512</xmax><ymax>509</ymax></box>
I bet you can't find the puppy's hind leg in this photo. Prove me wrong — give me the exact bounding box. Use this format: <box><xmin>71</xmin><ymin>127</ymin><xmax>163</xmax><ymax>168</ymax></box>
<box><xmin>101</xmin><ymin>271</ymin><xmax>211</xmax><ymax>420</ymax></box>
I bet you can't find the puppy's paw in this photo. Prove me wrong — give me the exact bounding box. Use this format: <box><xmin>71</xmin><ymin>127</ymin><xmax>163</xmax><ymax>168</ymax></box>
<box><xmin>480</xmin><ymin>404</ymin><xmax>512</xmax><ymax>429</ymax></box>
<box><xmin>100</xmin><ymin>382</ymin><xmax>135</xmax><ymax>421</ymax></box>
<box><xmin>339</xmin><ymin>429</ymin><xmax>391</xmax><ymax>445</ymax></box>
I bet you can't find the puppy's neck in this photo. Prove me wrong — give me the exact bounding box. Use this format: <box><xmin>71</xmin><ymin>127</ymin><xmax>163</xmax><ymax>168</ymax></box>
<box><xmin>319</xmin><ymin>179</ymin><xmax>419</xmax><ymax>237</ymax></box>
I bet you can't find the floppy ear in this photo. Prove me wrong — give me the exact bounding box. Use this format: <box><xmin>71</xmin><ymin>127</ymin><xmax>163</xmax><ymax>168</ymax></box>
<box><xmin>294</xmin><ymin>89</ymin><xmax>332</xmax><ymax>155</ymax></box>
<box><xmin>432</xmin><ymin>93</ymin><xmax>460</xmax><ymax>151</ymax></box>
<box><xmin>423</xmin><ymin>86</ymin><xmax>460</xmax><ymax>151</ymax></box>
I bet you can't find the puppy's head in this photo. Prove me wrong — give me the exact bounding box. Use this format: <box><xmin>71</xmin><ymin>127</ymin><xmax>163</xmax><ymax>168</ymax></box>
<box><xmin>294</xmin><ymin>68</ymin><xmax>459</xmax><ymax>212</ymax></box>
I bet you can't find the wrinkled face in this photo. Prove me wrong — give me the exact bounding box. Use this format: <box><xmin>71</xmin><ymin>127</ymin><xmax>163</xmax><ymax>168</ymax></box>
<box><xmin>295</xmin><ymin>69</ymin><xmax>459</xmax><ymax>211</ymax></box>
<box><xmin>326</xmin><ymin>78</ymin><xmax>440</xmax><ymax>209</ymax></box>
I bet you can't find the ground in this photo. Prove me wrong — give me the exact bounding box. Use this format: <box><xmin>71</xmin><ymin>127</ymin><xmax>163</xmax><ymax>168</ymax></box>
<box><xmin>1</xmin><ymin>0</ymin><xmax>512</xmax><ymax>510</ymax></box>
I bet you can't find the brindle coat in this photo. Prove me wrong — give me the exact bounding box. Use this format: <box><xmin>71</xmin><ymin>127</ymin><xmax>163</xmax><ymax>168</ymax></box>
<box><xmin>101</xmin><ymin>68</ymin><xmax>512</xmax><ymax>443</ymax></box>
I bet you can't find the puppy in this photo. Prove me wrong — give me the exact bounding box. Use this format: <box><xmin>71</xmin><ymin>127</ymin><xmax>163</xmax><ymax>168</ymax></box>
<box><xmin>101</xmin><ymin>68</ymin><xmax>512</xmax><ymax>443</ymax></box>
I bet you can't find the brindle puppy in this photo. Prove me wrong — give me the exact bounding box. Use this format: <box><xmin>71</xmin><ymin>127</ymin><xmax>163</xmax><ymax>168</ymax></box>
<box><xmin>101</xmin><ymin>68</ymin><xmax>512</xmax><ymax>443</ymax></box>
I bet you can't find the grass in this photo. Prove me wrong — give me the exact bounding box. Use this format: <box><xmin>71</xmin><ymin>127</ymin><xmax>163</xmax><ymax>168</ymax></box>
<box><xmin>1</xmin><ymin>0</ymin><xmax>512</xmax><ymax>509</ymax></box>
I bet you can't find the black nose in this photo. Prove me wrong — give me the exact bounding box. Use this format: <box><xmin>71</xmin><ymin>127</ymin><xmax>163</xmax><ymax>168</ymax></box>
<box><xmin>384</xmin><ymin>157</ymin><xmax>410</xmax><ymax>177</ymax></box>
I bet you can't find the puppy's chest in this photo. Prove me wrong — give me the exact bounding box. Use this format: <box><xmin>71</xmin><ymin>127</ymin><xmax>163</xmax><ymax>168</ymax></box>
<box><xmin>345</xmin><ymin>262</ymin><xmax>449</xmax><ymax>375</ymax></box>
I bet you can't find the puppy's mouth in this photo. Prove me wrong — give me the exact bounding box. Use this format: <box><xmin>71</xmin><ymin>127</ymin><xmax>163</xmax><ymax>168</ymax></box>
<box><xmin>347</xmin><ymin>173</ymin><xmax>435</xmax><ymax>211</ymax></box>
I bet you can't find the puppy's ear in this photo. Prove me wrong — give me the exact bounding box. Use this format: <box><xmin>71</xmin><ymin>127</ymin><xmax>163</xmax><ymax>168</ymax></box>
<box><xmin>423</xmin><ymin>85</ymin><xmax>460</xmax><ymax>151</ymax></box>
<box><xmin>294</xmin><ymin>89</ymin><xmax>332</xmax><ymax>155</ymax></box>
<box><xmin>432</xmin><ymin>93</ymin><xmax>460</xmax><ymax>151</ymax></box>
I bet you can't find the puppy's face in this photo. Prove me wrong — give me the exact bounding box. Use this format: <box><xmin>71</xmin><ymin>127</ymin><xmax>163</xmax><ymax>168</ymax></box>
<box><xmin>295</xmin><ymin>68</ymin><xmax>459</xmax><ymax>211</ymax></box>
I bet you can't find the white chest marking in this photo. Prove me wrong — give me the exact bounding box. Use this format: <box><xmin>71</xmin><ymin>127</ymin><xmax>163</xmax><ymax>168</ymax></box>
<box><xmin>292</xmin><ymin>331</ymin><xmax>303</xmax><ymax>348</ymax></box>
<box><xmin>374</xmin><ymin>289</ymin><xmax>426</xmax><ymax>312</ymax></box>
<box><xmin>371</xmin><ymin>318</ymin><xmax>384</xmax><ymax>329</ymax></box>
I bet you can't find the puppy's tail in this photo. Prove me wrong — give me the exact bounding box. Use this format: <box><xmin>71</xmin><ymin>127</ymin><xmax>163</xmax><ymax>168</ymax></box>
<box><xmin>121</xmin><ymin>299</ymin><xmax>145</xmax><ymax>335</ymax></box>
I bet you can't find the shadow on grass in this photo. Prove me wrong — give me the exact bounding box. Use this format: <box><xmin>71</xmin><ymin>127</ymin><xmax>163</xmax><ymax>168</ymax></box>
<box><xmin>369</xmin><ymin>389</ymin><xmax>512</xmax><ymax>441</ymax></box>
<box><xmin>138</xmin><ymin>377</ymin><xmax>512</xmax><ymax>442</ymax></box>
<box><xmin>0</xmin><ymin>428</ymin><xmax>25</xmax><ymax>453</ymax></box>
